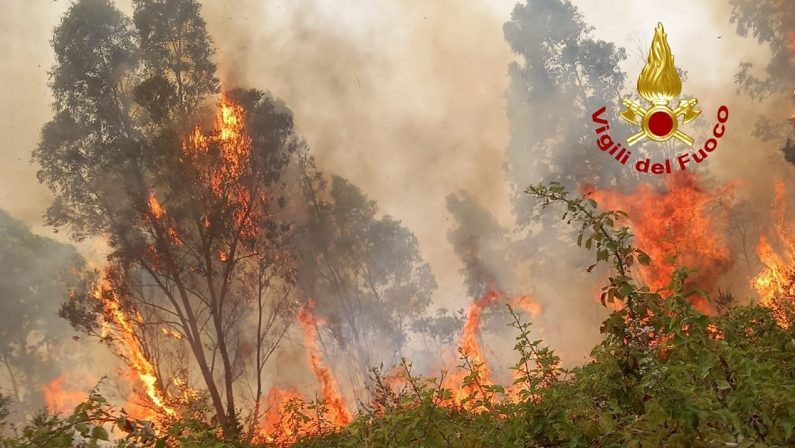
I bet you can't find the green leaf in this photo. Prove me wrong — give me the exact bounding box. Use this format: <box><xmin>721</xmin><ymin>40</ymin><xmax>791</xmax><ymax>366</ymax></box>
<box><xmin>75</xmin><ymin>422</ymin><xmax>89</xmax><ymax>435</ymax></box>
<box><xmin>91</xmin><ymin>425</ymin><xmax>109</xmax><ymax>441</ymax></box>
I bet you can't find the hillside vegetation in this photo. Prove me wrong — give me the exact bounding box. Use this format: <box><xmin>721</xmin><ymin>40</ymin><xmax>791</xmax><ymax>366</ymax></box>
<box><xmin>3</xmin><ymin>185</ymin><xmax>795</xmax><ymax>448</ymax></box>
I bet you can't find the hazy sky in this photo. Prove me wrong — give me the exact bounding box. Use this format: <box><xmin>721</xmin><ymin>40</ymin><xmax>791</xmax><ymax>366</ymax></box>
<box><xmin>0</xmin><ymin>0</ymin><xmax>772</xmax><ymax>294</ymax></box>
<box><xmin>2</xmin><ymin>0</ymin><xmax>790</xmax><ymax>413</ymax></box>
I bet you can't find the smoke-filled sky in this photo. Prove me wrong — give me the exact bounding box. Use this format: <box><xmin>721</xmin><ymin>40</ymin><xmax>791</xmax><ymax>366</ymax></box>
<box><xmin>0</xmin><ymin>0</ymin><xmax>783</xmax><ymax>314</ymax></box>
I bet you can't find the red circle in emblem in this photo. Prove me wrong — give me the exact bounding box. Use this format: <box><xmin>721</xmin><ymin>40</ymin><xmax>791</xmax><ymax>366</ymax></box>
<box><xmin>648</xmin><ymin>111</ymin><xmax>674</xmax><ymax>137</ymax></box>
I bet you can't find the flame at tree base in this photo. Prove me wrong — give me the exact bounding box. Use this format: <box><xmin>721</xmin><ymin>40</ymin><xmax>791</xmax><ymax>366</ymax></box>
<box><xmin>44</xmin><ymin>374</ymin><xmax>89</xmax><ymax>415</ymax></box>
<box><xmin>584</xmin><ymin>172</ymin><xmax>735</xmax><ymax>313</ymax></box>
<box><xmin>442</xmin><ymin>289</ymin><xmax>543</xmax><ymax>408</ymax></box>
<box><xmin>80</xmin><ymin>272</ymin><xmax>177</xmax><ymax>420</ymax></box>
<box><xmin>256</xmin><ymin>301</ymin><xmax>351</xmax><ymax>445</ymax></box>
<box><xmin>753</xmin><ymin>182</ymin><xmax>795</xmax><ymax>326</ymax></box>
<box><xmin>296</xmin><ymin>301</ymin><xmax>352</xmax><ymax>426</ymax></box>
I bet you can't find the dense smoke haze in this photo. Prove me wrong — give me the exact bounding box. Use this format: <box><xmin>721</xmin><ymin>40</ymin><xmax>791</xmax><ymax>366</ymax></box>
<box><xmin>0</xmin><ymin>1</ymin><xmax>785</xmax><ymax>302</ymax></box>
<box><xmin>0</xmin><ymin>0</ymin><xmax>792</xmax><ymax>443</ymax></box>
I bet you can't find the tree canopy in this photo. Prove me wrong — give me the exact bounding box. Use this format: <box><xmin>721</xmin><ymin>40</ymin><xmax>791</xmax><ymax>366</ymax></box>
<box><xmin>36</xmin><ymin>0</ymin><xmax>303</xmax><ymax>436</ymax></box>
<box><xmin>297</xmin><ymin>169</ymin><xmax>437</xmax><ymax>390</ymax></box>
<box><xmin>0</xmin><ymin>210</ymin><xmax>86</xmax><ymax>417</ymax></box>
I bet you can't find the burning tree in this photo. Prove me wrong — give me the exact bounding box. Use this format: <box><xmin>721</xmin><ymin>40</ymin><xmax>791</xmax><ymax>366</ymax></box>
<box><xmin>503</xmin><ymin>0</ymin><xmax>629</xmax><ymax>225</ymax></box>
<box><xmin>0</xmin><ymin>211</ymin><xmax>89</xmax><ymax>418</ymax></box>
<box><xmin>585</xmin><ymin>172</ymin><xmax>737</xmax><ymax>312</ymax></box>
<box><xmin>36</xmin><ymin>0</ymin><xmax>302</xmax><ymax>437</ymax></box>
<box><xmin>446</xmin><ymin>192</ymin><xmax>517</xmax><ymax>300</ymax></box>
<box><xmin>295</xmin><ymin>164</ymin><xmax>437</xmax><ymax>394</ymax></box>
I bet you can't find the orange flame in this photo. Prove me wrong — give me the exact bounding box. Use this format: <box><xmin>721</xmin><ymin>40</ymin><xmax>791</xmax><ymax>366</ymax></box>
<box><xmin>219</xmin><ymin>99</ymin><xmax>244</xmax><ymax>141</ymax></box>
<box><xmin>511</xmin><ymin>295</ymin><xmax>543</xmax><ymax>318</ymax></box>
<box><xmin>585</xmin><ymin>172</ymin><xmax>734</xmax><ymax>312</ymax></box>
<box><xmin>753</xmin><ymin>182</ymin><xmax>795</xmax><ymax>326</ymax></box>
<box><xmin>216</xmin><ymin>97</ymin><xmax>251</xmax><ymax>184</ymax></box>
<box><xmin>185</xmin><ymin>127</ymin><xmax>209</xmax><ymax>154</ymax></box>
<box><xmin>147</xmin><ymin>191</ymin><xmax>165</xmax><ymax>220</ymax></box>
<box><xmin>257</xmin><ymin>303</ymin><xmax>353</xmax><ymax>445</ymax></box>
<box><xmin>44</xmin><ymin>374</ymin><xmax>88</xmax><ymax>415</ymax></box>
<box><xmin>166</xmin><ymin>226</ymin><xmax>181</xmax><ymax>245</ymax></box>
<box><xmin>297</xmin><ymin>301</ymin><xmax>351</xmax><ymax>426</ymax></box>
<box><xmin>183</xmin><ymin>94</ymin><xmax>253</xmax><ymax>196</ymax></box>
<box><xmin>94</xmin><ymin>278</ymin><xmax>176</xmax><ymax>417</ymax></box>
<box><xmin>449</xmin><ymin>290</ymin><xmax>499</xmax><ymax>395</ymax></box>
<box><xmin>181</xmin><ymin>94</ymin><xmax>259</xmax><ymax>240</ymax></box>
<box><xmin>443</xmin><ymin>290</ymin><xmax>542</xmax><ymax>406</ymax></box>
<box><xmin>258</xmin><ymin>387</ymin><xmax>307</xmax><ymax>445</ymax></box>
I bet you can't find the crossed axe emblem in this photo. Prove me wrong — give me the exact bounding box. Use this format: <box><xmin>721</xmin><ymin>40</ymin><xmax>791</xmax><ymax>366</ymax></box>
<box><xmin>619</xmin><ymin>98</ymin><xmax>701</xmax><ymax>146</ymax></box>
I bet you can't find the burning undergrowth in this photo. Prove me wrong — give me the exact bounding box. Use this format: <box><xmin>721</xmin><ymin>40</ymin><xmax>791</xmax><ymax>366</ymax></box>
<box><xmin>2</xmin><ymin>0</ymin><xmax>795</xmax><ymax>446</ymax></box>
<box><xmin>584</xmin><ymin>172</ymin><xmax>737</xmax><ymax>313</ymax></box>
<box><xmin>42</xmin><ymin>76</ymin><xmax>546</xmax><ymax>442</ymax></box>
<box><xmin>753</xmin><ymin>181</ymin><xmax>795</xmax><ymax>326</ymax></box>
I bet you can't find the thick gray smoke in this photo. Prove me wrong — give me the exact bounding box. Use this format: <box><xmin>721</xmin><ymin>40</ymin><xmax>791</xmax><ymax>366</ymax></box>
<box><xmin>0</xmin><ymin>210</ymin><xmax>116</xmax><ymax>422</ymax></box>
<box><xmin>200</xmin><ymin>0</ymin><xmax>518</xmax><ymax>313</ymax></box>
<box><xmin>0</xmin><ymin>0</ymin><xmax>792</xmax><ymax>412</ymax></box>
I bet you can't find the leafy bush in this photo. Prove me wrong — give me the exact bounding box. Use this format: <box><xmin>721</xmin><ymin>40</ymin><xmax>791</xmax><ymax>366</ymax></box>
<box><xmin>290</xmin><ymin>184</ymin><xmax>795</xmax><ymax>447</ymax></box>
<box><xmin>4</xmin><ymin>184</ymin><xmax>795</xmax><ymax>447</ymax></box>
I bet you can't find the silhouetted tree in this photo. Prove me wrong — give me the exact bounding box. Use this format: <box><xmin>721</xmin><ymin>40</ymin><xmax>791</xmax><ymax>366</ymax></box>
<box><xmin>36</xmin><ymin>0</ymin><xmax>300</xmax><ymax>437</ymax></box>
<box><xmin>446</xmin><ymin>192</ymin><xmax>515</xmax><ymax>299</ymax></box>
<box><xmin>503</xmin><ymin>0</ymin><xmax>629</xmax><ymax>228</ymax></box>
<box><xmin>297</xmin><ymin>158</ymin><xmax>436</xmax><ymax>392</ymax></box>
<box><xmin>730</xmin><ymin>0</ymin><xmax>795</xmax><ymax>99</ymax></box>
<box><xmin>730</xmin><ymin>0</ymin><xmax>795</xmax><ymax>152</ymax></box>
<box><xmin>0</xmin><ymin>210</ymin><xmax>86</xmax><ymax>417</ymax></box>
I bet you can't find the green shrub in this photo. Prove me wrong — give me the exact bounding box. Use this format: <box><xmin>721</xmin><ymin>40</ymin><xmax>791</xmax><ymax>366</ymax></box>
<box><xmin>5</xmin><ymin>185</ymin><xmax>795</xmax><ymax>448</ymax></box>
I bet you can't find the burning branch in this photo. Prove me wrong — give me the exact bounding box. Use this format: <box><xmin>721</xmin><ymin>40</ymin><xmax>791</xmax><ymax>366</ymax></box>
<box><xmin>753</xmin><ymin>182</ymin><xmax>795</xmax><ymax>326</ymax></box>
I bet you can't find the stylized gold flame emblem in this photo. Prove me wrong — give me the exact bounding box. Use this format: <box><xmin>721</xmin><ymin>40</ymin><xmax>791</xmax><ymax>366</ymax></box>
<box><xmin>620</xmin><ymin>23</ymin><xmax>700</xmax><ymax>146</ymax></box>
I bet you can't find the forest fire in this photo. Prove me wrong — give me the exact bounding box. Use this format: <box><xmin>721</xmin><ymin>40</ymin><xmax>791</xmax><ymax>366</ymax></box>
<box><xmin>296</xmin><ymin>302</ymin><xmax>351</xmax><ymax>426</ymax></box>
<box><xmin>92</xmin><ymin>94</ymin><xmax>261</xmax><ymax>424</ymax></box>
<box><xmin>256</xmin><ymin>302</ymin><xmax>351</xmax><ymax>445</ymax></box>
<box><xmin>256</xmin><ymin>289</ymin><xmax>542</xmax><ymax>443</ymax></box>
<box><xmin>585</xmin><ymin>172</ymin><xmax>735</xmax><ymax>312</ymax></box>
<box><xmin>753</xmin><ymin>182</ymin><xmax>795</xmax><ymax>326</ymax></box>
<box><xmin>33</xmin><ymin>46</ymin><xmax>781</xmax><ymax>448</ymax></box>
<box><xmin>441</xmin><ymin>290</ymin><xmax>542</xmax><ymax>406</ymax></box>
<box><xmin>10</xmin><ymin>0</ymin><xmax>794</xmax><ymax>446</ymax></box>
<box><xmin>43</xmin><ymin>375</ymin><xmax>88</xmax><ymax>415</ymax></box>
<box><xmin>93</xmin><ymin>278</ymin><xmax>176</xmax><ymax>418</ymax></box>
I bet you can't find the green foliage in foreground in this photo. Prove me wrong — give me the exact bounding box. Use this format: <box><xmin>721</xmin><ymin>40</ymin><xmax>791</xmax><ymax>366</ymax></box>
<box><xmin>3</xmin><ymin>184</ymin><xmax>795</xmax><ymax>447</ymax></box>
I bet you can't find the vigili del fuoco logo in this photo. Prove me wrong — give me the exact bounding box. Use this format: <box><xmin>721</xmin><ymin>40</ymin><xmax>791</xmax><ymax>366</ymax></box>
<box><xmin>591</xmin><ymin>22</ymin><xmax>729</xmax><ymax>174</ymax></box>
